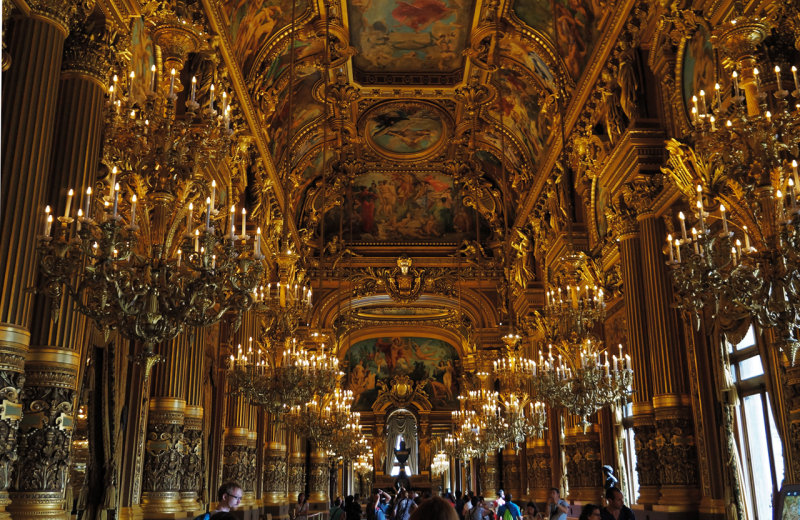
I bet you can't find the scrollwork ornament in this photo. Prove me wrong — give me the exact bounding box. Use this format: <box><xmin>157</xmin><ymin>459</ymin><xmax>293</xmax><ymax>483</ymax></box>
<box><xmin>654</xmin><ymin>417</ymin><xmax>699</xmax><ymax>486</ymax></box>
<box><xmin>221</xmin><ymin>444</ymin><xmax>249</xmax><ymax>488</ymax></box>
<box><xmin>632</xmin><ymin>424</ymin><xmax>659</xmax><ymax>487</ymax></box>
<box><xmin>142</xmin><ymin>422</ymin><xmax>185</xmax><ymax>493</ymax></box>
<box><xmin>263</xmin><ymin>453</ymin><xmax>288</xmax><ymax>495</ymax></box>
<box><xmin>13</xmin><ymin>385</ymin><xmax>75</xmax><ymax>492</ymax></box>
<box><xmin>180</xmin><ymin>428</ymin><xmax>202</xmax><ymax>494</ymax></box>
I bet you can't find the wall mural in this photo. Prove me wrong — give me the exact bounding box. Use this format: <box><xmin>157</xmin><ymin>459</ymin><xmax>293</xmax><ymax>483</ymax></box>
<box><xmin>267</xmin><ymin>71</ymin><xmax>325</xmax><ymax>156</ymax></box>
<box><xmin>680</xmin><ymin>24</ymin><xmax>716</xmax><ymax>121</ymax></box>
<box><xmin>344</xmin><ymin>336</ymin><xmax>460</xmax><ymax>411</ymax></box>
<box><xmin>364</xmin><ymin>102</ymin><xmax>447</xmax><ymax>159</ymax></box>
<box><xmin>487</xmin><ymin>68</ymin><xmax>547</xmax><ymax>165</ymax></box>
<box><xmin>499</xmin><ymin>34</ymin><xmax>558</xmax><ymax>93</ymax></box>
<box><xmin>347</xmin><ymin>0</ymin><xmax>476</xmax><ymax>73</ymax></box>
<box><xmin>221</xmin><ymin>0</ymin><xmax>310</xmax><ymax>77</ymax></box>
<box><xmin>322</xmin><ymin>170</ymin><xmax>488</xmax><ymax>242</ymax></box>
<box><xmin>512</xmin><ymin>0</ymin><xmax>601</xmax><ymax>82</ymax></box>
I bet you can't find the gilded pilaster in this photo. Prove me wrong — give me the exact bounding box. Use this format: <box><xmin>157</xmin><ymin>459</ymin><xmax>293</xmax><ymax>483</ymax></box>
<box><xmin>610</xmin><ymin>195</ymin><xmax>658</xmax><ymax>505</ymax></box>
<box><xmin>0</xmin><ymin>9</ymin><xmax>70</xmax><ymax>514</ymax></box>
<box><xmin>180</xmin><ymin>328</ymin><xmax>206</xmax><ymax>512</ymax></box>
<box><xmin>524</xmin><ymin>438</ymin><xmax>550</xmax><ymax>502</ymax></box>
<box><xmin>501</xmin><ymin>445</ymin><xmax>520</xmax><ymax>500</ymax></box>
<box><xmin>262</xmin><ymin>421</ymin><xmax>288</xmax><ymax>505</ymax></box>
<box><xmin>478</xmin><ymin>453</ymin><xmax>498</xmax><ymax>497</ymax></box>
<box><xmin>308</xmin><ymin>448</ymin><xmax>329</xmax><ymax>504</ymax></box>
<box><xmin>287</xmin><ymin>434</ymin><xmax>306</xmax><ymax>502</ymax></box>
<box><xmin>638</xmin><ymin>213</ymin><xmax>700</xmax><ymax>509</ymax></box>
<box><xmin>141</xmin><ymin>336</ymin><xmax>190</xmax><ymax>516</ymax></box>
<box><xmin>7</xmin><ymin>349</ymin><xmax>80</xmax><ymax>520</ymax></box>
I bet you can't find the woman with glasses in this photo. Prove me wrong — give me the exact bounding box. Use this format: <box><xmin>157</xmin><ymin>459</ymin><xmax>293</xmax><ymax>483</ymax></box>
<box><xmin>578</xmin><ymin>504</ymin><xmax>602</xmax><ymax>520</ymax></box>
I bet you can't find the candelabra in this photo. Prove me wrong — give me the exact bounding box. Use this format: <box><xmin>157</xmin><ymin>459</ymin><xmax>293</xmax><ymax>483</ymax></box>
<box><xmin>502</xmin><ymin>394</ymin><xmax>547</xmax><ymax>448</ymax></box>
<box><xmin>354</xmin><ymin>451</ymin><xmax>374</xmax><ymax>476</ymax></box>
<box><xmin>227</xmin><ymin>335</ymin><xmax>339</xmax><ymax>415</ymax></box>
<box><xmin>444</xmin><ymin>431</ymin><xmax>477</xmax><ymax>462</ymax></box>
<box><xmin>543</xmin><ymin>252</ymin><xmax>606</xmax><ymax>338</ymax></box>
<box><xmin>663</xmin><ymin>14</ymin><xmax>800</xmax><ymax>363</ymax></box>
<box><xmin>453</xmin><ymin>390</ymin><xmax>509</xmax><ymax>458</ymax></box>
<box><xmin>285</xmin><ymin>386</ymin><xmax>356</xmax><ymax>451</ymax></box>
<box><xmin>36</xmin><ymin>68</ymin><xmax>263</xmax><ymax>363</ymax></box>
<box><xmin>534</xmin><ymin>339</ymin><xmax>632</xmax><ymax>431</ymax></box>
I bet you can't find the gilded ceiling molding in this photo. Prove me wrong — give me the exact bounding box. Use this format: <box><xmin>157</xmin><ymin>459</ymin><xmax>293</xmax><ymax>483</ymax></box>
<box><xmin>200</xmin><ymin>0</ymin><xmax>297</xmax><ymax>242</ymax></box>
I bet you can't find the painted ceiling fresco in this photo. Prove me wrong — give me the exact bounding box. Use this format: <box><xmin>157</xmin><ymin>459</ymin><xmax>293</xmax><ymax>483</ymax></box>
<box><xmin>344</xmin><ymin>336</ymin><xmax>460</xmax><ymax>411</ymax></box>
<box><xmin>347</xmin><ymin>0</ymin><xmax>476</xmax><ymax>75</ymax></box>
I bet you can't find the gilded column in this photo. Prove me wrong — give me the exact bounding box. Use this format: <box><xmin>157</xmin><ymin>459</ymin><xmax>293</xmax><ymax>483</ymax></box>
<box><xmin>308</xmin><ymin>447</ymin><xmax>329</xmax><ymax>504</ymax></box>
<box><xmin>222</xmin><ymin>393</ymin><xmax>252</xmax><ymax>495</ymax></box>
<box><xmin>287</xmin><ymin>434</ymin><xmax>306</xmax><ymax>502</ymax></box>
<box><xmin>181</xmin><ymin>328</ymin><xmax>206</xmax><ymax>512</ymax></box>
<box><xmin>524</xmin><ymin>437</ymin><xmax>551</xmax><ymax>503</ymax></box>
<box><xmin>245</xmin><ymin>420</ymin><xmax>258</xmax><ymax>506</ymax></box>
<box><xmin>7</xmin><ymin>18</ymin><xmax>110</xmax><ymax>520</ymax></box>
<box><xmin>0</xmin><ymin>3</ymin><xmax>74</xmax><ymax>515</ymax></box>
<box><xmin>563</xmin><ymin>418</ymin><xmax>603</xmax><ymax>504</ymax></box>
<box><xmin>263</xmin><ymin>419</ymin><xmax>288</xmax><ymax>505</ymax></box>
<box><xmin>477</xmin><ymin>453</ymin><xmax>498</xmax><ymax>497</ymax></box>
<box><xmin>502</xmin><ymin>445</ymin><xmax>521</xmax><ymax>500</ymax></box>
<box><xmin>140</xmin><ymin>336</ymin><xmax>189</xmax><ymax>516</ymax></box>
<box><xmin>611</xmin><ymin>195</ymin><xmax>658</xmax><ymax>506</ymax></box>
<box><xmin>639</xmin><ymin>212</ymin><xmax>700</xmax><ymax>509</ymax></box>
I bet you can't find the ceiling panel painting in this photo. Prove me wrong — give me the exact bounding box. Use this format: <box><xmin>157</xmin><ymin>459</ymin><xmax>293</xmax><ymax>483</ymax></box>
<box><xmin>512</xmin><ymin>0</ymin><xmax>601</xmax><ymax>82</ymax></box>
<box><xmin>362</xmin><ymin>101</ymin><xmax>449</xmax><ymax>160</ymax></box>
<box><xmin>344</xmin><ymin>336</ymin><xmax>460</xmax><ymax>411</ymax></box>
<box><xmin>221</xmin><ymin>0</ymin><xmax>310</xmax><ymax>78</ymax></box>
<box><xmin>347</xmin><ymin>0</ymin><xmax>476</xmax><ymax>80</ymax></box>
<box><xmin>487</xmin><ymin>68</ymin><xmax>548</xmax><ymax>166</ymax></box>
<box><xmin>266</xmin><ymin>71</ymin><xmax>325</xmax><ymax>157</ymax></box>
<box><xmin>322</xmin><ymin>170</ymin><xmax>489</xmax><ymax>243</ymax></box>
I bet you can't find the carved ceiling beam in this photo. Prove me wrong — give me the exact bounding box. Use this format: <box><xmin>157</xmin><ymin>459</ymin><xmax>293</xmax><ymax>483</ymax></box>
<box><xmin>199</xmin><ymin>0</ymin><xmax>298</xmax><ymax>244</ymax></box>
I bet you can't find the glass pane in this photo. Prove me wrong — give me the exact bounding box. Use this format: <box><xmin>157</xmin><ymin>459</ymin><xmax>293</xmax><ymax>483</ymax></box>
<box><xmin>737</xmin><ymin>326</ymin><xmax>757</xmax><ymax>351</ymax></box>
<box><xmin>734</xmin><ymin>405</ymin><xmax>756</xmax><ymax>519</ymax></box>
<box><xmin>738</xmin><ymin>356</ymin><xmax>764</xmax><ymax>380</ymax></box>
<box><xmin>766</xmin><ymin>399</ymin><xmax>785</xmax><ymax>487</ymax></box>
<box><xmin>624</xmin><ymin>428</ymin><xmax>639</xmax><ymax>505</ymax></box>
<box><xmin>743</xmin><ymin>394</ymin><xmax>775</xmax><ymax>520</ymax></box>
<box><xmin>730</xmin><ymin>363</ymin><xmax>738</xmax><ymax>383</ymax></box>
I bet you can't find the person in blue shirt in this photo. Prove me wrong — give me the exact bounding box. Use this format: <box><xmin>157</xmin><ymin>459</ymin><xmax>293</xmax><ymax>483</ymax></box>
<box><xmin>496</xmin><ymin>493</ymin><xmax>522</xmax><ymax>520</ymax></box>
<box><xmin>546</xmin><ymin>488</ymin><xmax>569</xmax><ymax>520</ymax></box>
<box><xmin>374</xmin><ymin>489</ymin><xmax>392</xmax><ymax>520</ymax></box>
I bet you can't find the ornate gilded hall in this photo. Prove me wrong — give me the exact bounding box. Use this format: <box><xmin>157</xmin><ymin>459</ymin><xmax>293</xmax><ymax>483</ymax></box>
<box><xmin>1</xmin><ymin>0</ymin><xmax>799</xmax><ymax>519</ymax></box>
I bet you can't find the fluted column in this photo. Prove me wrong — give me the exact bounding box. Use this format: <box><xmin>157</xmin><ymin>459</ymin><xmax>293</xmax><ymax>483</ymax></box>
<box><xmin>478</xmin><ymin>453</ymin><xmax>498</xmax><ymax>497</ymax></box>
<box><xmin>222</xmin><ymin>392</ymin><xmax>252</xmax><ymax>493</ymax></box>
<box><xmin>180</xmin><ymin>328</ymin><xmax>206</xmax><ymax>512</ymax></box>
<box><xmin>0</xmin><ymin>4</ymin><xmax>73</xmax><ymax>516</ymax></box>
<box><xmin>6</xmin><ymin>18</ymin><xmax>110</xmax><ymax>520</ymax></box>
<box><xmin>244</xmin><ymin>422</ymin><xmax>258</xmax><ymax>506</ymax></box>
<box><xmin>140</xmin><ymin>335</ymin><xmax>190</xmax><ymax>516</ymax></box>
<box><xmin>639</xmin><ymin>214</ymin><xmax>700</xmax><ymax>509</ymax></box>
<box><xmin>308</xmin><ymin>448</ymin><xmax>329</xmax><ymax>504</ymax></box>
<box><xmin>614</xmin><ymin>209</ymin><xmax>659</xmax><ymax>506</ymax></box>
<box><xmin>287</xmin><ymin>434</ymin><xmax>306</xmax><ymax>502</ymax></box>
<box><xmin>263</xmin><ymin>420</ymin><xmax>288</xmax><ymax>505</ymax></box>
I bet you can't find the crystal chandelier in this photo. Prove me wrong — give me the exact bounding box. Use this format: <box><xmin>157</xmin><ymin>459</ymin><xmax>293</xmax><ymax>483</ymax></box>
<box><xmin>453</xmin><ymin>390</ymin><xmax>509</xmax><ymax>457</ymax></box>
<box><xmin>543</xmin><ymin>252</ymin><xmax>606</xmax><ymax>338</ymax></box>
<box><xmin>354</xmin><ymin>451</ymin><xmax>373</xmax><ymax>476</ymax></box>
<box><xmin>443</xmin><ymin>431</ymin><xmax>477</xmax><ymax>462</ymax></box>
<box><xmin>36</xmin><ymin>67</ymin><xmax>263</xmax><ymax>363</ymax></box>
<box><xmin>663</xmin><ymin>11</ymin><xmax>800</xmax><ymax>363</ymax></box>
<box><xmin>533</xmin><ymin>338</ymin><xmax>632</xmax><ymax>431</ymax></box>
<box><xmin>431</xmin><ymin>451</ymin><xmax>449</xmax><ymax>476</ymax></box>
<box><xmin>501</xmin><ymin>394</ymin><xmax>547</xmax><ymax>448</ymax></box>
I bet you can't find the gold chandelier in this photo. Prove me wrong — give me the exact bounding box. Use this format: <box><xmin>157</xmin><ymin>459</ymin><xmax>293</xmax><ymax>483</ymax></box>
<box><xmin>663</xmin><ymin>10</ymin><xmax>800</xmax><ymax>363</ymax></box>
<box><xmin>534</xmin><ymin>339</ymin><xmax>632</xmax><ymax>431</ymax></box>
<box><xmin>431</xmin><ymin>451</ymin><xmax>449</xmax><ymax>476</ymax></box>
<box><xmin>354</xmin><ymin>450</ymin><xmax>373</xmax><ymax>476</ymax></box>
<box><xmin>36</xmin><ymin>67</ymin><xmax>263</xmax><ymax>363</ymax></box>
<box><xmin>285</xmin><ymin>386</ymin><xmax>357</xmax><ymax>452</ymax></box>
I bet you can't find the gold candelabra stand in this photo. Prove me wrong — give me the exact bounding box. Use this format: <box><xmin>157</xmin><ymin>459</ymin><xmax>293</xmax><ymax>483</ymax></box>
<box><xmin>663</xmin><ymin>14</ymin><xmax>800</xmax><ymax>363</ymax></box>
<box><xmin>36</xmin><ymin>68</ymin><xmax>264</xmax><ymax>362</ymax></box>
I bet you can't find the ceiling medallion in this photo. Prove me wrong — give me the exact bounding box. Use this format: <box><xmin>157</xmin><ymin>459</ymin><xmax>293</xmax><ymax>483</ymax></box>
<box><xmin>360</xmin><ymin>100</ymin><xmax>451</xmax><ymax>161</ymax></box>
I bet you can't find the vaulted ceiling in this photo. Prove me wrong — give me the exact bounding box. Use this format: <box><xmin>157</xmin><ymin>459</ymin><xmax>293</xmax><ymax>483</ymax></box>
<box><xmin>203</xmin><ymin>0</ymin><xmax>608</xmax><ymax>255</ymax></box>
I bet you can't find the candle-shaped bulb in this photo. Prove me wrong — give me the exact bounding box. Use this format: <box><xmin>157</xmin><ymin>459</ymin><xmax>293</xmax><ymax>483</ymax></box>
<box><xmin>191</xmin><ymin>76</ymin><xmax>197</xmax><ymax>102</ymax></box>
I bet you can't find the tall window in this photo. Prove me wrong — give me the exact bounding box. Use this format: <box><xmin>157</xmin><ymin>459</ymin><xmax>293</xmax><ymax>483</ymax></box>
<box><xmin>728</xmin><ymin>327</ymin><xmax>785</xmax><ymax>520</ymax></box>
<box><xmin>620</xmin><ymin>402</ymin><xmax>640</xmax><ymax>505</ymax></box>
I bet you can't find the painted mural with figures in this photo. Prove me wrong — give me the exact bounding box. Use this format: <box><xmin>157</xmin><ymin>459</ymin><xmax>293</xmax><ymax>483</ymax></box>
<box><xmin>347</xmin><ymin>0</ymin><xmax>476</xmax><ymax>73</ymax></box>
<box><xmin>344</xmin><ymin>336</ymin><xmax>460</xmax><ymax>411</ymax></box>
<box><xmin>513</xmin><ymin>0</ymin><xmax>601</xmax><ymax>82</ymax></box>
<box><xmin>323</xmin><ymin>170</ymin><xmax>488</xmax><ymax>242</ymax></box>
<box><xmin>365</xmin><ymin>103</ymin><xmax>446</xmax><ymax>157</ymax></box>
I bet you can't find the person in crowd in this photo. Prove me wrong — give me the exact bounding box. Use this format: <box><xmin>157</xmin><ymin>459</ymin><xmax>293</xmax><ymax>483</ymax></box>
<box><xmin>493</xmin><ymin>489</ymin><xmax>506</xmax><ymax>511</ymax></box>
<box><xmin>523</xmin><ymin>501</ymin><xmax>540</xmax><ymax>520</ymax></box>
<box><xmin>292</xmin><ymin>492</ymin><xmax>310</xmax><ymax>520</ymax></box>
<box><xmin>469</xmin><ymin>496</ymin><xmax>483</xmax><ymax>520</ymax></box>
<box><xmin>213</xmin><ymin>482</ymin><xmax>243</xmax><ymax>514</ymax></box>
<box><xmin>374</xmin><ymin>489</ymin><xmax>392</xmax><ymax>520</ymax></box>
<box><xmin>546</xmin><ymin>488</ymin><xmax>569</xmax><ymax>520</ymax></box>
<box><xmin>408</xmin><ymin>496</ymin><xmax>459</xmax><ymax>520</ymax></box>
<box><xmin>330</xmin><ymin>496</ymin><xmax>347</xmax><ymax>520</ymax></box>
<box><xmin>600</xmin><ymin>488</ymin><xmax>635</xmax><ymax>520</ymax></box>
<box><xmin>345</xmin><ymin>495</ymin><xmax>362</xmax><ymax>520</ymax></box>
<box><xmin>395</xmin><ymin>488</ymin><xmax>418</xmax><ymax>520</ymax></box>
<box><xmin>579</xmin><ymin>504</ymin><xmax>602</xmax><ymax>520</ymax></box>
<box><xmin>455</xmin><ymin>490</ymin><xmax>465</xmax><ymax>520</ymax></box>
<box><xmin>497</xmin><ymin>493</ymin><xmax>522</xmax><ymax>520</ymax></box>
<box><xmin>462</xmin><ymin>491</ymin><xmax>474</xmax><ymax>519</ymax></box>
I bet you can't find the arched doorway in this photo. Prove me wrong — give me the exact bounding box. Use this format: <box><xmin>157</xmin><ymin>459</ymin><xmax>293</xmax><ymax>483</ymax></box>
<box><xmin>385</xmin><ymin>409</ymin><xmax>418</xmax><ymax>476</ymax></box>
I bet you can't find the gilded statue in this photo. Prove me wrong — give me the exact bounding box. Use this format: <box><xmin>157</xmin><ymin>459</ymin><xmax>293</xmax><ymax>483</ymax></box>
<box><xmin>510</xmin><ymin>228</ymin><xmax>535</xmax><ymax>289</ymax></box>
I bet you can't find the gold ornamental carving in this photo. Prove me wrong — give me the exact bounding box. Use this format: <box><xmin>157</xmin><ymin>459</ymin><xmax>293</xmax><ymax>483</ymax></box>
<box><xmin>633</xmin><ymin>424</ymin><xmax>659</xmax><ymax>488</ymax></box>
<box><xmin>348</xmin><ymin>255</ymin><xmax>458</xmax><ymax>304</ymax></box>
<box><xmin>61</xmin><ymin>23</ymin><xmax>115</xmax><ymax>85</ymax></box>
<box><xmin>221</xmin><ymin>444</ymin><xmax>250</xmax><ymax>490</ymax></box>
<box><xmin>141</xmin><ymin>422</ymin><xmax>185</xmax><ymax>494</ymax></box>
<box><xmin>26</xmin><ymin>0</ymin><xmax>79</xmax><ymax>35</ymax></box>
<box><xmin>654</xmin><ymin>417</ymin><xmax>699</xmax><ymax>487</ymax></box>
<box><xmin>262</xmin><ymin>453</ymin><xmax>288</xmax><ymax>498</ymax></box>
<box><xmin>372</xmin><ymin>375</ymin><xmax>432</xmax><ymax>412</ymax></box>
